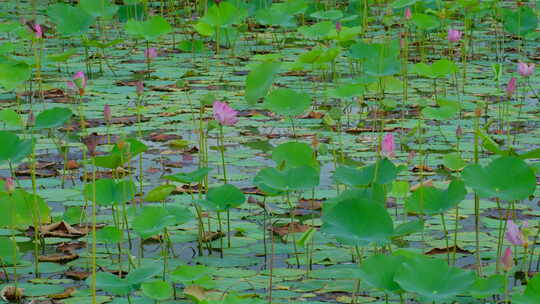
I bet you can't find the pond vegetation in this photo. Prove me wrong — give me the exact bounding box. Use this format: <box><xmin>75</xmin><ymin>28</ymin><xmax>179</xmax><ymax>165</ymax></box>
<box><xmin>0</xmin><ymin>0</ymin><xmax>539</xmax><ymax>303</ymax></box>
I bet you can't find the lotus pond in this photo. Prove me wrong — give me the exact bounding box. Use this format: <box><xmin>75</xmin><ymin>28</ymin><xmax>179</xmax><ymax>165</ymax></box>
<box><xmin>0</xmin><ymin>0</ymin><xmax>539</xmax><ymax>303</ymax></box>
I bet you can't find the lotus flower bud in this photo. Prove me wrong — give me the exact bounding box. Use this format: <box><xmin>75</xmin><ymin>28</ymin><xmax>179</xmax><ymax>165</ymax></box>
<box><xmin>405</xmin><ymin>8</ymin><xmax>412</xmax><ymax>20</ymax></box>
<box><xmin>381</xmin><ymin>133</ymin><xmax>395</xmax><ymax>157</ymax></box>
<box><xmin>144</xmin><ymin>48</ymin><xmax>157</xmax><ymax>60</ymax></box>
<box><xmin>27</xmin><ymin>110</ymin><xmax>35</xmax><ymax>127</ymax></box>
<box><xmin>104</xmin><ymin>104</ymin><xmax>112</xmax><ymax>124</ymax></box>
<box><xmin>455</xmin><ymin>125</ymin><xmax>463</xmax><ymax>138</ymax></box>
<box><xmin>135</xmin><ymin>81</ymin><xmax>144</xmax><ymax>96</ymax></box>
<box><xmin>506</xmin><ymin>77</ymin><xmax>517</xmax><ymax>97</ymax></box>
<box><xmin>501</xmin><ymin>247</ymin><xmax>514</xmax><ymax>272</ymax></box>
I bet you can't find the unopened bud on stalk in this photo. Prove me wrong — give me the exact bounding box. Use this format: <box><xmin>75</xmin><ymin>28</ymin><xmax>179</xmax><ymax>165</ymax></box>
<box><xmin>104</xmin><ymin>104</ymin><xmax>112</xmax><ymax>124</ymax></box>
<box><xmin>501</xmin><ymin>247</ymin><xmax>514</xmax><ymax>272</ymax></box>
<box><xmin>455</xmin><ymin>125</ymin><xmax>463</xmax><ymax>138</ymax></box>
<box><xmin>404</xmin><ymin>7</ymin><xmax>412</xmax><ymax>20</ymax></box>
<box><xmin>506</xmin><ymin>77</ymin><xmax>517</xmax><ymax>97</ymax></box>
<box><xmin>27</xmin><ymin>110</ymin><xmax>35</xmax><ymax>127</ymax></box>
<box><xmin>135</xmin><ymin>81</ymin><xmax>144</xmax><ymax>96</ymax></box>
<box><xmin>144</xmin><ymin>48</ymin><xmax>157</xmax><ymax>60</ymax></box>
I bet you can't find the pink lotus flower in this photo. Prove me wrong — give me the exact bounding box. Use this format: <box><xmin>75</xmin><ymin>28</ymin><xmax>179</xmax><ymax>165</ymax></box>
<box><xmin>501</xmin><ymin>247</ymin><xmax>514</xmax><ymax>272</ymax></box>
<box><xmin>405</xmin><ymin>8</ymin><xmax>412</xmax><ymax>20</ymax></box>
<box><xmin>213</xmin><ymin>101</ymin><xmax>238</xmax><ymax>126</ymax></box>
<box><xmin>26</xmin><ymin>21</ymin><xmax>43</xmax><ymax>39</ymax></box>
<box><xmin>506</xmin><ymin>219</ymin><xmax>525</xmax><ymax>246</ymax></box>
<box><xmin>506</xmin><ymin>77</ymin><xmax>517</xmax><ymax>97</ymax></box>
<box><xmin>4</xmin><ymin>177</ymin><xmax>15</xmax><ymax>193</ymax></box>
<box><xmin>34</xmin><ymin>24</ymin><xmax>42</xmax><ymax>39</ymax></box>
<box><xmin>517</xmin><ymin>62</ymin><xmax>535</xmax><ymax>77</ymax></box>
<box><xmin>381</xmin><ymin>133</ymin><xmax>395</xmax><ymax>157</ymax></box>
<box><xmin>104</xmin><ymin>104</ymin><xmax>112</xmax><ymax>123</ymax></box>
<box><xmin>447</xmin><ymin>29</ymin><xmax>462</xmax><ymax>43</ymax></box>
<box><xmin>144</xmin><ymin>47</ymin><xmax>158</xmax><ymax>60</ymax></box>
<box><xmin>67</xmin><ymin>71</ymin><xmax>87</xmax><ymax>95</ymax></box>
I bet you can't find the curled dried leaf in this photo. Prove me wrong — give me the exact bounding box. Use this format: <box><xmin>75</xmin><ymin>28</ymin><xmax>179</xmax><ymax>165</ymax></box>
<box><xmin>47</xmin><ymin>287</ymin><xmax>76</xmax><ymax>300</ymax></box>
<box><xmin>1</xmin><ymin>286</ymin><xmax>24</xmax><ymax>302</ymax></box>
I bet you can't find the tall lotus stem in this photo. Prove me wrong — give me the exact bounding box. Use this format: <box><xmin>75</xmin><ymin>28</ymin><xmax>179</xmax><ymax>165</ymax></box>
<box><xmin>5</xmin><ymin>181</ymin><xmax>19</xmax><ymax>293</ymax></box>
<box><xmin>285</xmin><ymin>191</ymin><xmax>300</xmax><ymax>268</ymax></box>
<box><xmin>30</xmin><ymin>142</ymin><xmax>42</xmax><ymax>277</ymax></box>
<box><xmin>218</xmin><ymin>125</ymin><xmax>232</xmax><ymax>248</ymax></box>
<box><xmin>268</xmin><ymin>223</ymin><xmax>275</xmax><ymax>304</ymax></box>
<box><xmin>213</xmin><ymin>101</ymin><xmax>237</xmax><ymax>249</ymax></box>
<box><xmin>33</xmin><ymin>29</ymin><xmax>43</xmax><ymax>102</ymax></box>
<box><xmin>440</xmin><ymin>212</ymin><xmax>450</xmax><ymax>265</ymax></box>
<box><xmin>473</xmin><ymin>107</ymin><xmax>482</xmax><ymax>275</ymax></box>
<box><xmin>91</xmin><ymin>157</ymin><xmax>97</xmax><ymax>304</ymax></box>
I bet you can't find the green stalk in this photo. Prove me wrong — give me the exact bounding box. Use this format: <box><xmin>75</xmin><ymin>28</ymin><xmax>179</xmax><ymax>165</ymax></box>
<box><xmin>362</xmin><ymin>0</ymin><xmax>368</xmax><ymax>35</ymax></box>
<box><xmin>30</xmin><ymin>142</ymin><xmax>41</xmax><ymax>277</ymax></box>
<box><xmin>504</xmin><ymin>274</ymin><xmax>509</xmax><ymax>303</ymax></box>
<box><xmin>440</xmin><ymin>212</ymin><xmax>450</xmax><ymax>265</ymax></box>
<box><xmin>145</xmin><ymin>40</ymin><xmax>151</xmax><ymax>76</ymax></box>
<box><xmin>136</xmin><ymin>98</ymin><xmax>144</xmax><ymax>196</ymax></box>
<box><xmin>495</xmin><ymin>198</ymin><xmax>504</xmax><ymax>274</ymax></box>
<box><xmin>522</xmin><ymin>246</ymin><xmax>529</xmax><ymax>283</ymax></box>
<box><xmin>218</xmin><ymin>125</ymin><xmax>231</xmax><ymax>248</ymax></box>
<box><xmin>286</xmin><ymin>191</ymin><xmax>300</xmax><ymax>268</ymax></box>
<box><xmin>162</xmin><ymin>228</ymin><xmax>169</xmax><ymax>280</ymax></box>
<box><xmin>7</xmin><ymin>188</ymin><xmax>18</xmax><ymax>293</ymax></box>
<box><xmin>452</xmin><ymin>206</ymin><xmax>459</xmax><ymax>265</ymax></box>
<box><xmin>528</xmin><ymin>229</ymin><xmax>540</xmax><ymax>274</ymax></box>
<box><xmin>34</xmin><ymin>38</ymin><xmax>43</xmax><ymax>102</ymax></box>
<box><xmin>473</xmin><ymin>109</ymin><xmax>482</xmax><ymax>276</ymax></box>
<box><xmin>9</xmin><ymin>227</ymin><xmax>19</xmax><ymax>301</ymax></box>
<box><xmin>189</xmin><ymin>187</ymin><xmax>209</xmax><ymax>255</ymax></box>
<box><xmin>268</xmin><ymin>224</ymin><xmax>275</xmax><ymax>304</ymax></box>
<box><xmin>215</xmin><ymin>26</ymin><xmax>220</xmax><ymax>55</ymax></box>
<box><xmin>401</xmin><ymin>22</ymin><xmax>409</xmax><ymax>148</ymax></box>
<box><xmin>91</xmin><ymin>157</ymin><xmax>97</xmax><ymax>304</ymax></box>
<box><xmin>217</xmin><ymin>211</ymin><xmax>224</xmax><ymax>258</ymax></box>
<box><xmin>351</xmin><ymin>246</ymin><xmax>363</xmax><ymax>304</ymax></box>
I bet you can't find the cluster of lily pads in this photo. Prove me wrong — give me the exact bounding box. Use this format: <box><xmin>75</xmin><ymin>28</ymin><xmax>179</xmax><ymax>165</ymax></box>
<box><xmin>0</xmin><ymin>0</ymin><xmax>539</xmax><ymax>303</ymax></box>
